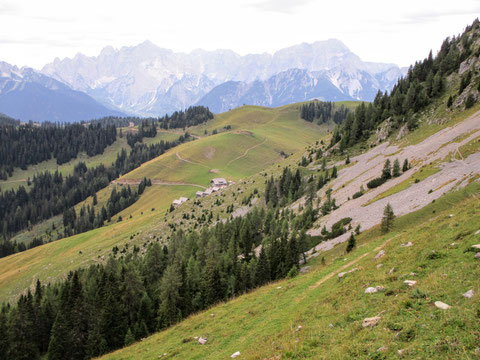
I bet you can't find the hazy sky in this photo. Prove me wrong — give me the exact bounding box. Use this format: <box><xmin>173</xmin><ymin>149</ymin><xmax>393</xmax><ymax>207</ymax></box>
<box><xmin>1</xmin><ymin>0</ymin><xmax>479</xmax><ymax>69</ymax></box>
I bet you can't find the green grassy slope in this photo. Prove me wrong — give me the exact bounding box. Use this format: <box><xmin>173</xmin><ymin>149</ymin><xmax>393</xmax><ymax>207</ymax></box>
<box><xmin>0</xmin><ymin>128</ymin><xmax>182</xmax><ymax>192</ymax></box>
<box><xmin>0</xmin><ymin>103</ymin><xmax>330</xmax><ymax>303</ymax></box>
<box><xmin>102</xmin><ymin>182</ymin><xmax>480</xmax><ymax>360</ymax></box>
<box><xmin>122</xmin><ymin>105</ymin><xmax>327</xmax><ymax>187</ymax></box>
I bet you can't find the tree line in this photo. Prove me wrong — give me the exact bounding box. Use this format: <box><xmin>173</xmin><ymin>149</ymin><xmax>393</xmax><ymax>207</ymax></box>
<box><xmin>0</xmin><ymin>135</ymin><xmax>191</xmax><ymax>258</ymax></box>
<box><xmin>0</xmin><ymin>201</ymin><xmax>317</xmax><ymax>360</ymax></box>
<box><xmin>300</xmin><ymin>101</ymin><xmax>350</xmax><ymax>124</ymax></box>
<box><xmin>159</xmin><ymin>106</ymin><xmax>214</xmax><ymax>130</ymax></box>
<box><xmin>329</xmin><ymin>19</ymin><xmax>480</xmax><ymax>152</ymax></box>
<box><xmin>0</xmin><ymin>123</ymin><xmax>117</xmax><ymax>179</ymax></box>
<box><xmin>63</xmin><ymin>178</ymin><xmax>151</xmax><ymax>237</ymax></box>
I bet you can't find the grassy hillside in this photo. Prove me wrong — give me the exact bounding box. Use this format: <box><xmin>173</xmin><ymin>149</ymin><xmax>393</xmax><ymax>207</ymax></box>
<box><xmin>0</xmin><ymin>103</ymin><xmax>331</xmax><ymax>303</ymax></box>
<box><xmin>122</xmin><ymin>104</ymin><xmax>329</xmax><ymax>187</ymax></box>
<box><xmin>102</xmin><ymin>182</ymin><xmax>480</xmax><ymax>360</ymax></box>
<box><xmin>0</xmin><ymin>128</ymin><xmax>181</xmax><ymax>191</ymax></box>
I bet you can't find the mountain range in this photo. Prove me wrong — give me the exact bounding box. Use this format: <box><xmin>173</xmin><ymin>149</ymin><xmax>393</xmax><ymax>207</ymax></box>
<box><xmin>0</xmin><ymin>61</ymin><xmax>124</xmax><ymax>123</ymax></box>
<box><xmin>41</xmin><ymin>39</ymin><xmax>407</xmax><ymax>116</ymax></box>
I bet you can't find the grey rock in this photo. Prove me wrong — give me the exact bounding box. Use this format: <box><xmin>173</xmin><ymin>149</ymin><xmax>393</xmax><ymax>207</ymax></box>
<box><xmin>374</xmin><ymin>250</ymin><xmax>385</xmax><ymax>260</ymax></box>
<box><xmin>362</xmin><ymin>316</ymin><xmax>381</xmax><ymax>328</ymax></box>
<box><xmin>434</xmin><ymin>301</ymin><xmax>451</xmax><ymax>310</ymax></box>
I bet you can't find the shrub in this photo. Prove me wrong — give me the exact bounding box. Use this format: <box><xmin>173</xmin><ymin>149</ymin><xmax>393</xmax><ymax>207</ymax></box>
<box><xmin>352</xmin><ymin>190</ymin><xmax>364</xmax><ymax>199</ymax></box>
<box><xmin>287</xmin><ymin>266</ymin><xmax>299</xmax><ymax>278</ymax></box>
<box><xmin>367</xmin><ymin>177</ymin><xmax>386</xmax><ymax>189</ymax></box>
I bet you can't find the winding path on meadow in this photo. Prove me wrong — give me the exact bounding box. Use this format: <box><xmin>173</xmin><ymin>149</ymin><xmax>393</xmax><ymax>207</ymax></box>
<box><xmin>175</xmin><ymin>151</ymin><xmax>210</xmax><ymax>169</ymax></box>
<box><xmin>226</xmin><ymin>137</ymin><xmax>268</xmax><ymax>166</ymax></box>
<box><xmin>112</xmin><ymin>178</ymin><xmax>206</xmax><ymax>189</ymax></box>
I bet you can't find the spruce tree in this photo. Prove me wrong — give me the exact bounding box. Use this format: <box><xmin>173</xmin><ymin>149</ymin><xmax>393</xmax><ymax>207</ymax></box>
<box><xmin>402</xmin><ymin>158</ymin><xmax>409</xmax><ymax>172</ymax></box>
<box><xmin>382</xmin><ymin>159</ymin><xmax>392</xmax><ymax>180</ymax></box>
<box><xmin>255</xmin><ymin>246</ymin><xmax>270</xmax><ymax>286</ymax></box>
<box><xmin>124</xmin><ymin>328</ymin><xmax>135</xmax><ymax>346</ymax></box>
<box><xmin>332</xmin><ymin>166</ymin><xmax>338</xmax><ymax>178</ymax></box>
<box><xmin>346</xmin><ymin>233</ymin><xmax>356</xmax><ymax>253</ymax></box>
<box><xmin>381</xmin><ymin>203</ymin><xmax>395</xmax><ymax>233</ymax></box>
<box><xmin>392</xmin><ymin>158</ymin><xmax>401</xmax><ymax>177</ymax></box>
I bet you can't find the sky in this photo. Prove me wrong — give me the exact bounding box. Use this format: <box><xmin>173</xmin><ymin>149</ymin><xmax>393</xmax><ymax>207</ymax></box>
<box><xmin>0</xmin><ymin>0</ymin><xmax>479</xmax><ymax>69</ymax></box>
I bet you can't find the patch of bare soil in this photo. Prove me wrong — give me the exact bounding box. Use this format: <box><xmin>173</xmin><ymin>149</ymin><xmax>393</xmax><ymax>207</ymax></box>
<box><xmin>204</xmin><ymin>146</ymin><xmax>216</xmax><ymax>160</ymax></box>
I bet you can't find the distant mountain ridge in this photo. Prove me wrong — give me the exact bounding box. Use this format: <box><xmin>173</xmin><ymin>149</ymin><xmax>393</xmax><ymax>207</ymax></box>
<box><xmin>0</xmin><ymin>61</ymin><xmax>125</xmax><ymax>122</ymax></box>
<box><xmin>42</xmin><ymin>40</ymin><xmax>407</xmax><ymax>116</ymax></box>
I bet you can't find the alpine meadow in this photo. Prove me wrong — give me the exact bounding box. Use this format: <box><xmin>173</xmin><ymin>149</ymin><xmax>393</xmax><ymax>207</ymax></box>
<box><xmin>0</xmin><ymin>4</ymin><xmax>480</xmax><ymax>360</ymax></box>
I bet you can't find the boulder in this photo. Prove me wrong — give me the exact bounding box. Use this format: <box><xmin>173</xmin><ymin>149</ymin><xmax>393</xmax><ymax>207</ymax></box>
<box><xmin>434</xmin><ymin>301</ymin><xmax>451</xmax><ymax>310</ymax></box>
<box><xmin>365</xmin><ymin>286</ymin><xmax>385</xmax><ymax>294</ymax></box>
<box><xmin>401</xmin><ymin>242</ymin><xmax>413</xmax><ymax>247</ymax></box>
<box><xmin>472</xmin><ymin>244</ymin><xmax>480</xmax><ymax>249</ymax></box>
<box><xmin>198</xmin><ymin>337</ymin><xmax>207</xmax><ymax>345</ymax></box>
<box><xmin>374</xmin><ymin>250</ymin><xmax>385</xmax><ymax>260</ymax></box>
<box><xmin>376</xmin><ymin>263</ymin><xmax>383</xmax><ymax>269</ymax></box>
<box><xmin>231</xmin><ymin>351</ymin><xmax>241</xmax><ymax>358</ymax></box>
<box><xmin>475</xmin><ymin>252</ymin><xmax>480</xmax><ymax>259</ymax></box>
<box><xmin>404</xmin><ymin>280</ymin><xmax>417</xmax><ymax>287</ymax></box>
<box><xmin>388</xmin><ymin>267</ymin><xmax>395</xmax><ymax>275</ymax></box>
<box><xmin>338</xmin><ymin>268</ymin><xmax>360</xmax><ymax>279</ymax></box>
<box><xmin>463</xmin><ymin>289</ymin><xmax>475</xmax><ymax>298</ymax></box>
<box><xmin>296</xmin><ymin>325</ymin><xmax>302</xmax><ymax>332</ymax></box>
<box><xmin>377</xmin><ymin>346</ymin><xmax>388</xmax><ymax>352</ymax></box>
<box><xmin>362</xmin><ymin>316</ymin><xmax>381</xmax><ymax>328</ymax></box>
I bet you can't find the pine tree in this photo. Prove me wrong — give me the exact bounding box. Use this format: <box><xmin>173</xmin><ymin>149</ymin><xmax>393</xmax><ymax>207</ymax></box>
<box><xmin>382</xmin><ymin>159</ymin><xmax>392</xmax><ymax>180</ymax></box>
<box><xmin>392</xmin><ymin>158</ymin><xmax>401</xmax><ymax>177</ymax></box>
<box><xmin>447</xmin><ymin>95</ymin><xmax>453</xmax><ymax>107</ymax></box>
<box><xmin>255</xmin><ymin>246</ymin><xmax>270</xmax><ymax>286</ymax></box>
<box><xmin>402</xmin><ymin>158</ymin><xmax>409</xmax><ymax>172</ymax></box>
<box><xmin>124</xmin><ymin>328</ymin><xmax>135</xmax><ymax>346</ymax></box>
<box><xmin>331</xmin><ymin>166</ymin><xmax>338</xmax><ymax>178</ymax></box>
<box><xmin>346</xmin><ymin>233</ymin><xmax>356</xmax><ymax>253</ymax></box>
<box><xmin>381</xmin><ymin>203</ymin><xmax>395</xmax><ymax>233</ymax></box>
<box><xmin>158</xmin><ymin>265</ymin><xmax>183</xmax><ymax>328</ymax></box>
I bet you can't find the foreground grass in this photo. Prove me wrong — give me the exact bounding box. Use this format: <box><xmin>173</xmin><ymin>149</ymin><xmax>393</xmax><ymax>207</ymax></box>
<box><xmin>102</xmin><ymin>182</ymin><xmax>480</xmax><ymax>360</ymax></box>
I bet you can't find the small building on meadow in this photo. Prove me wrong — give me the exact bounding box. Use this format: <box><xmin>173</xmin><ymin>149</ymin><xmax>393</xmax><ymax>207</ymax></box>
<box><xmin>196</xmin><ymin>191</ymin><xmax>205</xmax><ymax>198</ymax></box>
<box><xmin>211</xmin><ymin>178</ymin><xmax>228</xmax><ymax>187</ymax></box>
<box><xmin>172</xmin><ymin>197</ymin><xmax>189</xmax><ymax>207</ymax></box>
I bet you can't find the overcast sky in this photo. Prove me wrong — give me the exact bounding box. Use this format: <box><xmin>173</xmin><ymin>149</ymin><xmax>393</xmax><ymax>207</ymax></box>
<box><xmin>1</xmin><ymin>0</ymin><xmax>479</xmax><ymax>69</ymax></box>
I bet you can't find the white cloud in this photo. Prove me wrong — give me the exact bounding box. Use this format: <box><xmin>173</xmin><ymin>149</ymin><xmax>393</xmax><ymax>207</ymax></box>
<box><xmin>0</xmin><ymin>0</ymin><xmax>478</xmax><ymax>69</ymax></box>
<box><xmin>248</xmin><ymin>0</ymin><xmax>315</xmax><ymax>13</ymax></box>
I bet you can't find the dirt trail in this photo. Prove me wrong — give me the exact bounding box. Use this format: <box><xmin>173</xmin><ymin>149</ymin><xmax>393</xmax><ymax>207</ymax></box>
<box><xmin>227</xmin><ymin>138</ymin><xmax>267</xmax><ymax>166</ymax></box>
<box><xmin>175</xmin><ymin>152</ymin><xmax>210</xmax><ymax>168</ymax></box>
<box><xmin>112</xmin><ymin>179</ymin><xmax>206</xmax><ymax>189</ymax></box>
<box><xmin>305</xmin><ymin>111</ymin><xmax>480</xmax><ymax>252</ymax></box>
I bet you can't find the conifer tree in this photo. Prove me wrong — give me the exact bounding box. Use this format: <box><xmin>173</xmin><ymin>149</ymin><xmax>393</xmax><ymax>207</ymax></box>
<box><xmin>392</xmin><ymin>158</ymin><xmax>401</xmax><ymax>177</ymax></box>
<box><xmin>124</xmin><ymin>328</ymin><xmax>135</xmax><ymax>346</ymax></box>
<box><xmin>402</xmin><ymin>158</ymin><xmax>409</xmax><ymax>172</ymax></box>
<box><xmin>255</xmin><ymin>246</ymin><xmax>270</xmax><ymax>286</ymax></box>
<box><xmin>381</xmin><ymin>203</ymin><xmax>395</xmax><ymax>233</ymax></box>
<box><xmin>382</xmin><ymin>159</ymin><xmax>392</xmax><ymax>180</ymax></box>
<box><xmin>346</xmin><ymin>233</ymin><xmax>356</xmax><ymax>253</ymax></box>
